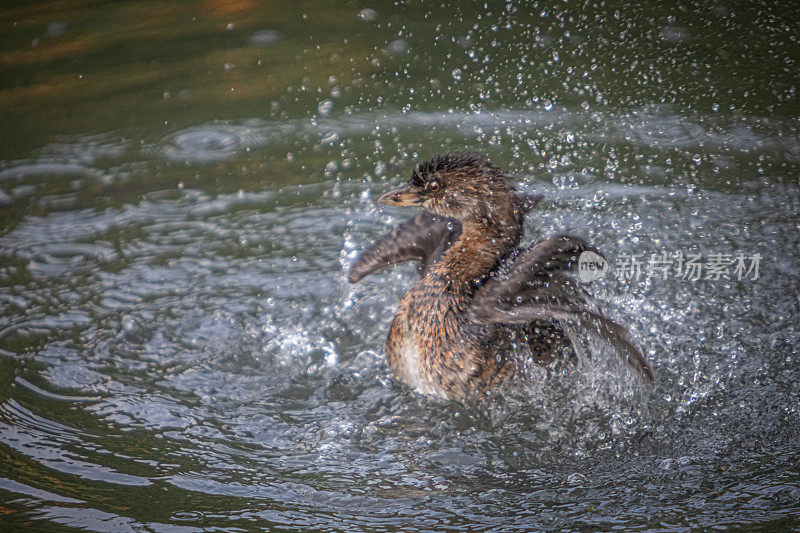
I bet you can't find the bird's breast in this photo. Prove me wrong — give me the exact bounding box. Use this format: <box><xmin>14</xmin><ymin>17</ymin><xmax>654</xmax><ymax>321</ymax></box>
<box><xmin>385</xmin><ymin>278</ymin><xmax>479</xmax><ymax>397</ymax></box>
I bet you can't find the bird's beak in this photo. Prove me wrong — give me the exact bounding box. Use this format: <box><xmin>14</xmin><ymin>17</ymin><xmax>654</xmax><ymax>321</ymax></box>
<box><xmin>376</xmin><ymin>184</ymin><xmax>423</xmax><ymax>206</ymax></box>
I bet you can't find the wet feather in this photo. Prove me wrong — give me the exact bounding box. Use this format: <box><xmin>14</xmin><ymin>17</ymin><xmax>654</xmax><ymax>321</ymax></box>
<box><xmin>349</xmin><ymin>152</ymin><xmax>654</xmax><ymax>399</ymax></box>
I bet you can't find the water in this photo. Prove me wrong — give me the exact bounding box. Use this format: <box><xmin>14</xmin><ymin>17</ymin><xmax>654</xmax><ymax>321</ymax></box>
<box><xmin>1</xmin><ymin>1</ymin><xmax>799</xmax><ymax>531</ymax></box>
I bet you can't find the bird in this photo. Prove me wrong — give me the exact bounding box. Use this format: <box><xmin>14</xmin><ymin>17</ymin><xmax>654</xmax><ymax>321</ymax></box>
<box><xmin>348</xmin><ymin>152</ymin><xmax>654</xmax><ymax>400</ymax></box>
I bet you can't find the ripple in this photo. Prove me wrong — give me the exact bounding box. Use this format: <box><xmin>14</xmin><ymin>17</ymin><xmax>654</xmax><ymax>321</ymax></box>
<box><xmin>160</xmin><ymin>124</ymin><xmax>267</xmax><ymax>163</ymax></box>
<box><xmin>154</xmin><ymin>110</ymin><xmax>800</xmax><ymax>162</ymax></box>
<box><xmin>625</xmin><ymin>110</ymin><xmax>707</xmax><ymax>148</ymax></box>
<box><xmin>0</xmin><ymin>400</ymin><xmax>152</xmax><ymax>486</ymax></box>
<box><xmin>0</xmin><ymin>477</ymin><xmax>84</xmax><ymax>504</ymax></box>
<box><xmin>14</xmin><ymin>377</ymin><xmax>100</xmax><ymax>403</ymax></box>
<box><xmin>1</xmin><ymin>111</ymin><xmax>798</xmax><ymax>531</ymax></box>
<box><xmin>2</xmin><ymin>241</ymin><xmax>118</xmax><ymax>278</ymax></box>
<box><xmin>0</xmin><ymin>162</ymin><xmax>98</xmax><ymax>182</ymax></box>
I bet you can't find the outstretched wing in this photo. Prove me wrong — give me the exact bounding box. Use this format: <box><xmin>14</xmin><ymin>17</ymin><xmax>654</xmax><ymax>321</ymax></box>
<box><xmin>471</xmin><ymin>234</ymin><xmax>599</xmax><ymax>305</ymax></box>
<box><xmin>347</xmin><ymin>212</ymin><xmax>459</xmax><ymax>283</ymax></box>
<box><xmin>470</xmin><ymin>235</ymin><xmax>654</xmax><ymax>382</ymax></box>
<box><xmin>516</xmin><ymin>192</ymin><xmax>545</xmax><ymax>213</ymax></box>
<box><xmin>348</xmin><ymin>191</ymin><xmax>543</xmax><ymax>283</ymax></box>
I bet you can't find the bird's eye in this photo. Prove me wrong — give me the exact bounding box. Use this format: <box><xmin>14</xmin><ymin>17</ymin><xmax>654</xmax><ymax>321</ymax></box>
<box><xmin>427</xmin><ymin>180</ymin><xmax>440</xmax><ymax>192</ymax></box>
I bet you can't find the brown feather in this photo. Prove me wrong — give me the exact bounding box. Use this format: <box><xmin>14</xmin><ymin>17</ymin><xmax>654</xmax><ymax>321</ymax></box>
<box><xmin>348</xmin><ymin>152</ymin><xmax>655</xmax><ymax>399</ymax></box>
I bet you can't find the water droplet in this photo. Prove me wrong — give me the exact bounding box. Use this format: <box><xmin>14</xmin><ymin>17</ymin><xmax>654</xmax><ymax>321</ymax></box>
<box><xmin>567</xmin><ymin>473</ymin><xmax>586</xmax><ymax>485</ymax></box>
<box><xmin>384</xmin><ymin>40</ymin><xmax>410</xmax><ymax>56</ymax></box>
<box><xmin>320</xmin><ymin>130</ymin><xmax>338</xmax><ymax>144</ymax></box>
<box><xmin>45</xmin><ymin>21</ymin><xmax>68</xmax><ymax>37</ymax></box>
<box><xmin>249</xmin><ymin>29</ymin><xmax>282</xmax><ymax>47</ymax></box>
<box><xmin>358</xmin><ymin>8</ymin><xmax>378</xmax><ymax>22</ymax></box>
<box><xmin>318</xmin><ymin>100</ymin><xmax>334</xmax><ymax>116</ymax></box>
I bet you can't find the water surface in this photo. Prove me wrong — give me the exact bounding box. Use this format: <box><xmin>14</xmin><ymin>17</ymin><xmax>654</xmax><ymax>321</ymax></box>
<box><xmin>1</xmin><ymin>1</ymin><xmax>799</xmax><ymax>531</ymax></box>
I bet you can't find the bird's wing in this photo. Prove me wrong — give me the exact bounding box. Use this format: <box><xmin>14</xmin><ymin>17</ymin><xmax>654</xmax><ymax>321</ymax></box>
<box><xmin>348</xmin><ymin>192</ymin><xmax>543</xmax><ymax>283</ymax></box>
<box><xmin>347</xmin><ymin>212</ymin><xmax>460</xmax><ymax>283</ymax></box>
<box><xmin>470</xmin><ymin>235</ymin><xmax>654</xmax><ymax>382</ymax></box>
<box><xmin>516</xmin><ymin>192</ymin><xmax>545</xmax><ymax>213</ymax></box>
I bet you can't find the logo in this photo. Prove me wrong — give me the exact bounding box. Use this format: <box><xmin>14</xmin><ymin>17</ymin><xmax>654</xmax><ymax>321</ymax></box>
<box><xmin>578</xmin><ymin>250</ymin><xmax>609</xmax><ymax>283</ymax></box>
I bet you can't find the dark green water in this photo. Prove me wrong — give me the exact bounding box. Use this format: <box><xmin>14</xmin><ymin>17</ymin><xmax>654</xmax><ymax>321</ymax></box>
<box><xmin>1</xmin><ymin>1</ymin><xmax>798</xmax><ymax>531</ymax></box>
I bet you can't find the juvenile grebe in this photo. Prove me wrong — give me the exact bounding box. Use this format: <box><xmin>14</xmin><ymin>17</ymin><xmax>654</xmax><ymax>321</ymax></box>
<box><xmin>349</xmin><ymin>152</ymin><xmax>653</xmax><ymax>400</ymax></box>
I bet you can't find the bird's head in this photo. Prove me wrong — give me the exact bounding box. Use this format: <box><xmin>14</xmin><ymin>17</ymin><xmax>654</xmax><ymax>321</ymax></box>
<box><xmin>377</xmin><ymin>152</ymin><xmax>520</xmax><ymax>225</ymax></box>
